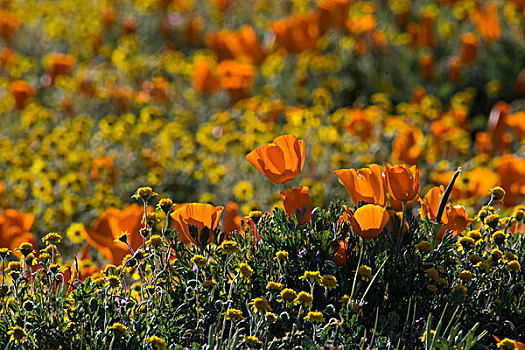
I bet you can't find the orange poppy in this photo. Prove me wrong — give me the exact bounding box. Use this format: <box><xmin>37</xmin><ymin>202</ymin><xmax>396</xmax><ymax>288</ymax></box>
<box><xmin>460</xmin><ymin>33</ymin><xmax>478</xmax><ymax>64</ymax></box>
<box><xmin>0</xmin><ymin>209</ymin><xmax>37</xmax><ymax>259</ymax></box>
<box><xmin>391</xmin><ymin>125</ymin><xmax>423</xmax><ymax>165</ymax></box>
<box><xmin>223</xmin><ymin>202</ymin><xmax>243</xmax><ymax>234</ymax></box>
<box><xmin>419</xmin><ymin>186</ymin><xmax>445</xmax><ymax>222</ymax></box>
<box><xmin>9</xmin><ymin>80</ymin><xmax>35</xmax><ymax>109</ymax></box>
<box><xmin>280</xmin><ymin>186</ymin><xmax>312</xmax><ymax>225</ymax></box>
<box><xmin>85</xmin><ymin>204</ymin><xmax>145</xmax><ymax>265</ymax></box>
<box><xmin>270</xmin><ymin>12</ymin><xmax>322</xmax><ymax>53</ymax></box>
<box><xmin>494</xmin><ymin>337</ymin><xmax>525</xmax><ymax>350</ymax></box>
<box><xmin>193</xmin><ymin>57</ymin><xmax>220</xmax><ymax>94</ymax></box>
<box><xmin>47</xmin><ymin>53</ymin><xmax>76</xmax><ymax>80</ymax></box>
<box><xmin>472</xmin><ymin>2</ymin><xmax>500</xmax><ymax>43</ymax></box>
<box><xmin>246</xmin><ymin>134</ymin><xmax>305</xmax><ymax>185</ymax></box>
<box><xmin>497</xmin><ymin>155</ymin><xmax>525</xmax><ymax>206</ymax></box>
<box><xmin>332</xmin><ymin>237</ymin><xmax>350</xmax><ymax>267</ymax></box>
<box><xmin>217</xmin><ymin>60</ymin><xmax>256</xmax><ymax>102</ymax></box>
<box><xmin>334</xmin><ymin>164</ymin><xmax>386</xmax><ymax>207</ymax></box>
<box><xmin>344</xmin><ymin>204</ymin><xmax>390</xmax><ymax>239</ymax></box>
<box><xmin>0</xmin><ymin>10</ymin><xmax>21</xmax><ymax>41</ymax></box>
<box><xmin>384</xmin><ymin>163</ymin><xmax>420</xmax><ymax>202</ymax></box>
<box><xmin>170</xmin><ymin>203</ymin><xmax>224</xmax><ymax>246</ymax></box>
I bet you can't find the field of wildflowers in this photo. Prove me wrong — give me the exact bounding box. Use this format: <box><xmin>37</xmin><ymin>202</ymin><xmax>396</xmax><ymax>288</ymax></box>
<box><xmin>0</xmin><ymin>0</ymin><xmax>525</xmax><ymax>348</ymax></box>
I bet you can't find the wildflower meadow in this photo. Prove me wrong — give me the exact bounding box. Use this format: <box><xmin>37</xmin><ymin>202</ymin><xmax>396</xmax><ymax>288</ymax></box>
<box><xmin>0</xmin><ymin>0</ymin><xmax>525</xmax><ymax>348</ymax></box>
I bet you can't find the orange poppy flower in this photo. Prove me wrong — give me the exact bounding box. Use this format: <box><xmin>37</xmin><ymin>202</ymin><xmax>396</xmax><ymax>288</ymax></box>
<box><xmin>460</xmin><ymin>33</ymin><xmax>478</xmax><ymax>64</ymax></box>
<box><xmin>472</xmin><ymin>2</ymin><xmax>500</xmax><ymax>43</ymax></box>
<box><xmin>270</xmin><ymin>12</ymin><xmax>322</xmax><ymax>53</ymax></box>
<box><xmin>344</xmin><ymin>204</ymin><xmax>390</xmax><ymax>239</ymax></box>
<box><xmin>9</xmin><ymin>80</ymin><xmax>35</xmax><ymax>109</ymax></box>
<box><xmin>170</xmin><ymin>203</ymin><xmax>224</xmax><ymax>246</ymax></box>
<box><xmin>391</xmin><ymin>125</ymin><xmax>423</xmax><ymax>165</ymax></box>
<box><xmin>246</xmin><ymin>134</ymin><xmax>305</xmax><ymax>185</ymax></box>
<box><xmin>494</xmin><ymin>337</ymin><xmax>525</xmax><ymax>350</ymax></box>
<box><xmin>332</xmin><ymin>237</ymin><xmax>350</xmax><ymax>267</ymax></box>
<box><xmin>85</xmin><ymin>204</ymin><xmax>144</xmax><ymax>265</ymax></box>
<box><xmin>0</xmin><ymin>209</ymin><xmax>37</xmax><ymax>259</ymax></box>
<box><xmin>384</xmin><ymin>163</ymin><xmax>420</xmax><ymax>202</ymax></box>
<box><xmin>193</xmin><ymin>57</ymin><xmax>220</xmax><ymax>94</ymax></box>
<box><xmin>334</xmin><ymin>164</ymin><xmax>386</xmax><ymax>207</ymax></box>
<box><xmin>280</xmin><ymin>186</ymin><xmax>312</xmax><ymax>225</ymax></box>
<box><xmin>497</xmin><ymin>155</ymin><xmax>525</xmax><ymax>206</ymax></box>
<box><xmin>419</xmin><ymin>186</ymin><xmax>445</xmax><ymax>222</ymax></box>
<box><xmin>223</xmin><ymin>202</ymin><xmax>243</xmax><ymax>234</ymax></box>
<box><xmin>47</xmin><ymin>53</ymin><xmax>76</xmax><ymax>80</ymax></box>
<box><xmin>0</xmin><ymin>10</ymin><xmax>21</xmax><ymax>41</ymax></box>
<box><xmin>217</xmin><ymin>60</ymin><xmax>256</xmax><ymax>102</ymax></box>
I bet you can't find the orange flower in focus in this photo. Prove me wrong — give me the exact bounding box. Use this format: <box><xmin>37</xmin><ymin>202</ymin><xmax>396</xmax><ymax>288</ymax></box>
<box><xmin>280</xmin><ymin>186</ymin><xmax>312</xmax><ymax>225</ymax></box>
<box><xmin>345</xmin><ymin>204</ymin><xmax>390</xmax><ymax>239</ymax></box>
<box><xmin>334</xmin><ymin>164</ymin><xmax>386</xmax><ymax>207</ymax></box>
<box><xmin>171</xmin><ymin>203</ymin><xmax>224</xmax><ymax>246</ymax></box>
<box><xmin>0</xmin><ymin>209</ymin><xmax>37</xmax><ymax>258</ymax></box>
<box><xmin>217</xmin><ymin>60</ymin><xmax>256</xmax><ymax>102</ymax></box>
<box><xmin>9</xmin><ymin>80</ymin><xmax>35</xmax><ymax>109</ymax></box>
<box><xmin>246</xmin><ymin>134</ymin><xmax>305</xmax><ymax>185</ymax></box>
<box><xmin>419</xmin><ymin>186</ymin><xmax>445</xmax><ymax>222</ymax></box>
<box><xmin>223</xmin><ymin>202</ymin><xmax>243</xmax><ymax>234</ymax></box>
<box><xmin>419</xmin><ymin>187</ymin><xmax>473</xmax><ymax>239</ymax></box>
<box><xmin>384</xmin><ymin>163</ymin><xmax>420</xmax><ymax>202</ymax></box>
<box><xmin>0</xmin><ymin>10</ymin><xmax>21</xmax><ymax>41</ymax></box>
<box><xmin>497</xmin><ymin>155</ymin><xmax>525</xmax><ymax>206</ymax></box>
<box><xmin>85</xmin><ymin>204</ymin><xmax>144</xmax><ymax>265</ymax></box>
<box><xmin>193</xmin><ymin>57</ymin><xmax>220</xmax><ymax>94</ymax></box>
<box><xmin>332</xmin><ymin>237</ymin><xmax>349</xmax><ymax>267</ymax></box>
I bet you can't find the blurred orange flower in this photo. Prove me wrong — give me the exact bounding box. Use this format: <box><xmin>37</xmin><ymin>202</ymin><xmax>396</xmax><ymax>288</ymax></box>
<box><xmin>47</xmin><ymin>53</ymin><xmax>76</xmax><ymax>81</ymax></box>
<box><xmin>384</xmin><ymin>163</ymin><xmax>420</xmax><ymax>202</ymax></box>
<box><xmin>0</xmin><ymin>10</ymin><xmax>21</xmax><ymax>41</ymax></box>
<box><xmin>193</xmin><ymin>57</ymin><xmax>220</xmax><ymax>94</ymax></box>
<box><xmin>206</xmin><ymin>26</ymin><xmax>266</xmax><ymax>65</ymax></box>
<box><xmin>460</xmin><ymin>33</ymin><xmax>478</xmax><ymax>64</ymax></box>
<box><xmin>391</xmin><ymin>125</ymin><xmax>423</xmax><ymax>165</ymax></box>
<box><xmin>472</xmin><ymin>2</ymin><xmax>500</xmax><ymax>43</ymax></box>
<box><xmin>332</xmin><ymin>237</ymin><xmax>350</xmax><ymax>267</ymax></box>
<box><xmin>270</xmin><ymin>13</ymin><xmax>322</xmax><ymax>53</ymax></box>
<box><xmin>171</xmin><ymin>203</ymin><xmax>224</xmax><ymax>246</ymax></box>
<box><xmin>9</xmin><ymin>80</ymin><xmax>35</xmax><ymax>109</ymax></box>
<box><xmin>497</xmin><ymin>155</ymin><xmax>525</xmax><ymax>206</ymax></box>
<box><xmin>0</xmin><ymin>209</ymin><xmax>36</xmax><ymax>258</ymax></box>
<box><xmin>85</xmin><ymin>204</ymin><xmax>144</xmax><ymax>265</ymax></box>
<box><xmin>223</xmin><ymin>202</ymin><xmax>243</xmax><ymax>234</ymax></box>
<box><xmin>246</xmin><ymin>134</ymin><xmax>305</xmax><ymax>185</ymax></box>
<box><xmin>334</xmin><ymin>164</ymin><xmax>386</xmax><ymax>207</ymax></box>
<box><xmin>217</xmin><ymin>60</ymin><xmax>256</xmax><ymax>102</ymax></box>
<box><xmin>344</xmin><ymin>204</ymin><xmax>389</xmax><ymax>239</ymax></box>
<box><xmin>280</xmin><ymin>186</ymin><xmax>312</xmax><ymax>225</ymax></box>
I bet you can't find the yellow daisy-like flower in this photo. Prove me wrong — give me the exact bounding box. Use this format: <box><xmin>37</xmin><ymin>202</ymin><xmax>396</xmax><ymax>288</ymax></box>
<box><xmin>299</xmin><ymin>271</ymin><xmax>322</xmax><ymax>283</ymax></box>
<box><xmin>468</xmin><ymin>253</ymin><xmax>483</xmax><ymax>264</ymax></box>
<box><xmin>424</xmin><ymin>268</ymin><xmax>439</xmax><ymax>281</ymax></box>
<box><xmin>42</xmin><ymin>232</ymin><xmax>62</xmax><ymax>246</ymax></box>
<box><xmin>358</xmin><ymin>265</ymin><xmax>373</xmax><ymax>280</ymax></box>
<box><xmin>132</xmin><ymin>187</ymin><xmax>158</xmax><ymax>201</ymax></box>
<box><xmin>114</xmin><ymin>231</ymin><xmax>129</xmax><ymax>245</ymax></box>
<box><xmin>507</xmin><ymin>260</ymin><xmax>521</xmax><ymax>272</ymax></box>
<box><xmin>485</xmin><ymin>214</ymin><xmax>500</xmax><ymax>228</ymax></box>
<box><xmin>234</xmin><ymin>181</ymin><xmax>254</xmax><ymax>201</ymax></box>
<box><xmin>8</xmin><ymin>326</ymin><xmax>27</xmax><ymax>344</ymax></box>
<box><xmin>15</xmin><ymin>242</ymin><xmax>34</xmax><ymax>257</ymax></box>
<box><xmin>275</xmin><ymin>250</ymin><xmax>289</xmax><ymax>261</ymax></box>
<box><xmin>266</xmin><ymin>281</ymin><xmax>283</xmax><ymax>290</ymax></box>
<box><xmin>294</xmin><ymin>291</ymin><xmax>314</xmax><ymax>308</ymax></box>
<box><xmin>226</xmin><ymin>308</ymin><xmax>244</xmax><ymax>321</ymax></box>
<box><xmin>491</xmin><ymin>249</ymin><xmax>504</xmax><ymax>260</ymax></box>
<box><xmin>66</xmin><ymin>223</ymin><xmax>86</xmax><ymax>244</ymax></box>
<box><xmin>107</xmin><ymin>276</ymin><xmax>120</xmax><ymax>288</ymax></box>
<box><xmin>457</xmin><ymin>236</ymin><xmax>475</xmax><ymax>252</ymax></box>
<box><xmin>452</xmin><ymin>285</ymin><xmax>467</xmax><ymax>296</ymax></box>
<box><xmin>304</xmin><ymin>311</ymin><xmax>325</xmax><ymax>323</ymax></box>
<box><xmin>243</xmin><ymin>336</ymin><xmax>261</xmax><ymax>346</ymax></box>
<box><xmin>489</xmin><ymin>186</ymin><xmax>506</xmax><ymax>202</ymax></box>
<box><xmin>491</xmin><ymin>231</ymin><xmax>506</xmax><ymax>245</ymax></box>
<box><xmin>266</xmin><ymin>312</ymin><xmax>278</xmax><ymax>323</ymax></box>
<box><xmin>321</xmin><ymin>275</ymin><xmax>338</xmax><ymax>290</ymax></box>
<box><xmin>339</xmin><ymin>294</ymin><xmax>350</xmax><ymax>304</ymax></box>
<box><xmin>279</xmin><ymin>288</ymin><xmax>298</xmax><ymax>305</ymax></box>
<box><xmin>458</xmin><ymin>270</ymin><xmax>473</xmax><ymax>282</ymax></box>
<box><xmin>217</xmin><ymin>240</ymin><xmax>239</xmax><ymax>255</ymax></box>
<box><xmin>415</xmin><ymin>241</ymin><xmax>433</xmax><ymax>254</ymax></box>
<box><xmin>108</xmin><ymin>322</ymin><xmax>127</xmax><ymax>335</ymax></box>
<box><xmin>249</xmin><ymin>297</ymin><xmax>272</xmax><ymax>314</ymax></box>
<box><xmin>146</xmin><ymin>235</ymin><xmax>164</xmax><ymax>248</ymax></box>
<box><xmin>202</xmin><ymin>279</ymin><xmax>217</xmax><ymax>290</ymax></box>
<box><xmin>504</xmin><ymin>252</ymin><xmax>518</xmax><ymax>262</ymax></box>
<box><xmin>467</xmin><ymin>230</ymin><xmax>482</xmax><ymax>241</ymax></box>
<box><xmin>145</xmin><ymin>335</ymin><xmax>167</xmax><ymax>349</ymax></box>
<box><xmin>0</xmin><ymin>247</ymin><xmax>10</xmax><ymax>259</ymax></box>
<box><xmin>191</xmin><ymin>255</ymin><xmax>207</xmax><ymax>268</ymax></box>
<box><xmin>237</xmin><ymin>263</ymin><xmax>253</xmax><ymax>280</ymax></box>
